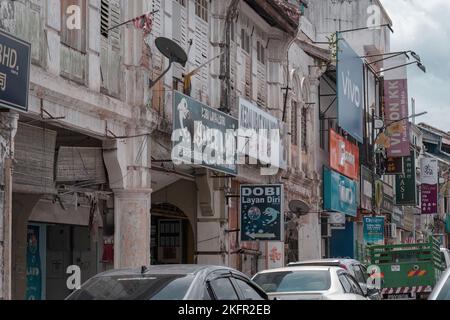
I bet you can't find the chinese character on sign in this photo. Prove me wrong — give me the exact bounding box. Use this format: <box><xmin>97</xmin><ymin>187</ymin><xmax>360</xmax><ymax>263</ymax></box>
<box><xmin>0</xmin><ymin>72</ymin><xmax>6</xmax><ymax>91</ymax></box>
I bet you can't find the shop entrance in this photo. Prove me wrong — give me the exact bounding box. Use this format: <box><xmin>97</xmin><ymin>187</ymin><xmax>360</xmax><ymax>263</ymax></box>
<box><xmin>150</xmin><ymin>203</ymin><xmax>195</xmax><ymax>265</ymax></box>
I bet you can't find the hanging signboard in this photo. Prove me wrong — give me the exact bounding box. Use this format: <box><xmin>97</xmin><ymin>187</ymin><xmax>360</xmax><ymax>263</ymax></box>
<box><xmin>0</xmin><ymin>30</ymin><xmax>31</xmax><ymax>112</ymax></box>
<box><xmin>238</xmin><ymin>97</ymin><xmax>288</xmax><ymax>170</ymax></box>
<box><xmin>172</xmin><ymin>91</ymin><xmax>238</xmax><ymax>175</ymax></box>
<box><xmin>384</xmin><ymin>55</ymin><xmax>410</xmax><ymax>157</ymax></box>
<box><xmin>323</xmin><ymin>167</ymin><xmax>357</xmax><ymax>217</ymax></box>
<box><xmin>384</xmin><ymin>157</ymin><xmax>404</xmax><ymax>175</ymax></box>
<box><xmin>329</xmin><ymin>129</ymin><xmax>360</xmax><ymax>180</ymax></box>
<box><xmin>337</xmin><ymin>37</ymin><xmax>364</xmax><ymax>143</ymax></box>
<box><xmin>240</xmin><ymin>184</ymin><xmax>283</xmax><ymax>242</ymax></box>
<box><xmin>363</xmin><ymin>216</ymin><xmax>385</xmax><ymax>246</ymax></box>
<box><xmin>395</xmin><ymin>152</ymin><xmax>417</xmax><ymax>205</ymax></box>
<box><xmin>421</xmin><ymin>158</ymin><xmax>438</xmax><ymax>214</ymax></box>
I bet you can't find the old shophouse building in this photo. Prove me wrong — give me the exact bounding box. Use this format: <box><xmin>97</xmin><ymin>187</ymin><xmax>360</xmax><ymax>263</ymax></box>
<box><xmin>0</xmin><ymin>0</ymin><xmax>337</xmax><ymax>300</ymax></box>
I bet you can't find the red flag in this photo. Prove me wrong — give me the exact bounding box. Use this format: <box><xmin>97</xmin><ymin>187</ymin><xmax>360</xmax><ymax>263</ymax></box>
<box><xmin>132</xmin><ymin>13</ymin><xmax>153</xmax><ymax>35</ymax></box>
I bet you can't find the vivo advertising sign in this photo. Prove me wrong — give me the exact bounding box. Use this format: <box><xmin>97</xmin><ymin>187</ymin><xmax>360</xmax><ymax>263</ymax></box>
<box><xmin>323</xmin><ymin>167</ymin><xmax>357</xmax><ymax>217</ymax></box>
<box><xmin>337</xmin><ymin>37</ymin><xmax>364</xmax><ymax>143</ymax></box>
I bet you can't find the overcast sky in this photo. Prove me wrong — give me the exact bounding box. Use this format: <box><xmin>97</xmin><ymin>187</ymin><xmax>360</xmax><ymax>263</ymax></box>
<box><xmin>380</xmin><ymin>0</ymin><xmax>450</xmax><ymax>132</ymax></box>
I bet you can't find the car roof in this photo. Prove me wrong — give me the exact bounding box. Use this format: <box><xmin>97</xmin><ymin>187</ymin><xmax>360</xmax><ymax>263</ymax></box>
<box><xmin>93</xmin><ymin>265</ymin><xmax>240</xmax><ymax>278</ymax></box>
<box><xmin>288</xmin><ymin>258</ymin><xmax>361</xmax><ymax>266</ymax></box>
<box><xmin>255</xmin><ymin>265</ymin><xmax>343</xmax><ymax>274</ymax></box>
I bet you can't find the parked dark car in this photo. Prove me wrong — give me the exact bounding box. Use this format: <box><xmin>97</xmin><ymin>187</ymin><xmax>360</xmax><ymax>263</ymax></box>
<box><xmin>66</xmin><ymin>265</ymin><xmax>268</xmax><ymax>300</ymax></box>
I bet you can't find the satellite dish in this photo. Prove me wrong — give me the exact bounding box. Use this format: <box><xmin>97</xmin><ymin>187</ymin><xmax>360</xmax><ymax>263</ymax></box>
<box><xmin>149</xmin><ymin>37</ymin><xmax>188</xmax><ymax>89</ymax></box>
<box><xmin>155</xmin><ymin>37</ymin><xmax>187</xmax><ymax>67</ymax></box>
<box><xmin>288</xmin><ymin>200</ymin><xmax>310</xmax><ymax>216</ymax></box>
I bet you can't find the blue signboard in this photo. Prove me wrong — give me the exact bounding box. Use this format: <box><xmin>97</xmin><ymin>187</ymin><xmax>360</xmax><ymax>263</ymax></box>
<box><xmin>330</xmin><ymin>221</ymin><xmax>355</xmax><ymax>259</ymax></box>
<box><xmin>323</xmin><ymin>167</ymin><xmax>357</xmax><ymax>217</ymax></box>
<box><xmin>363</xmin><ymin>216</ymin><xmax>385</xmax><ymax>246</ymax></box>
<box><xmin>0</xmin><ymin>30</ymin><xmax>31</xmax><ymax>112</ymax></box>
<box><xmin>26</xmin><ymin>225</ymin><xmax>42</xmax><ymax>300</ymax></box>
<box><xmin>337</xmin><ymin>36</ymin><xmax>364</xmax><ymax>143</ymax></box>
<box><xmin>240</xmin><ymin>184</ymin><xmax>283</xmax><ymax>241</ymax></box>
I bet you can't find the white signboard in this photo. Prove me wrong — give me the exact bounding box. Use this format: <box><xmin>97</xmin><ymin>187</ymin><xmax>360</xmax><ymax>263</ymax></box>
<box><xmin>421</xmin><ymin>158</ymin><xmax>438</xmax><ymax>185</ymax></box>
<box><xmin>266</xmin><ymin>241</ymin><xmax>285</xmax><ymax>269</ymax></box>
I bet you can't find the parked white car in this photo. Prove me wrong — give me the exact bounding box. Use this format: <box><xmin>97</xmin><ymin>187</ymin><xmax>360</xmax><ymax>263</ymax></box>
<box><xmin>252</xmin><ymin>266</ymin><xmax>371</xmax><ymax>300</ymax></box>
<box><xmin>441</xmin><ymin>248</ymin><xmax>450</xmax><ymax>268</ymax></box>
<box><xmin>429</xmin><ymin>267</ymin><xmax>450</xmax><ymax>300</ymax></box>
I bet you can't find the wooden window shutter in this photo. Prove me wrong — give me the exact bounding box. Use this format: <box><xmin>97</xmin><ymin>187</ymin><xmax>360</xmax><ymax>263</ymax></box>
<box><xmin>61</xmin><ymin>0</ymin><xmax>86</xmax><ymax>52</ymax></box>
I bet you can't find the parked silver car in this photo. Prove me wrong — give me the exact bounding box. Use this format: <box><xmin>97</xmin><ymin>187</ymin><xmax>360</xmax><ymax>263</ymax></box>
<box><xmin>66</xmin><ymin>265</ymin><xmax>268</xmax><ymax>300</ymax></box>
<box><xmin>440</xmin><ymin>248</ymin><xmax>450</xmax><ymax>268</ymax></box>
<box><xmin>428</xmin><ymin>267</ymin><xmax>450</xmax><ymax>300</ymax></box>
<box><xmin>252</xmin><ymin>265</ymin><xmax>370</xmax><ymax>300</ymax></box>
<box><xmin>287</xmin><ymin>258</ymin><xmax>380</xmax><ymax>299</ymax></box>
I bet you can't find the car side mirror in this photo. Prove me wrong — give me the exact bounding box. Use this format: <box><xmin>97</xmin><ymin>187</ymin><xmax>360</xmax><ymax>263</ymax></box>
<box><xmin>366</xmin><ymin>288</ymin><xmax>380</xmax><ymax>298</ymax></box>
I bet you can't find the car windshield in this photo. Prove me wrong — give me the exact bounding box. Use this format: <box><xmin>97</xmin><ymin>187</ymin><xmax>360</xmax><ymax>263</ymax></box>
<box><xmin>67</xmin><ymin>274</ymin><xmax>195</xmax><ymax>300</ymax></box>
<box><xmin>253</xmin><ymin>270</ymin><xmax>331</xmax><ymax>293</ymax></box>
<box><xmin>437</xmin><ymin>275</ymin><xmax>450</xmax><ymax>300</ymax></box>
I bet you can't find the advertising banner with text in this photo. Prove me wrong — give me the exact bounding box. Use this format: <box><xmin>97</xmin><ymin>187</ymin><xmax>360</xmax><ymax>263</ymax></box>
<box><xmin>421</xmin><ymin>158</ymin><xmax>438</xmax><ymax>214</ymax></box>
<box><xmin>337</xmin><ymin>37</ymin><xmax>364</xmax><ymax>143</ymax></box>
<box><xmin>323</xmin><ymin>167</ymin><xmax>357</xmax><ymax>217</ymax></box>
<box><xmin>384</xmin><ymin>55</ymin><xmax>410</xmax><ymax>157</ymax></box>
<box><xmin>395</xmin><ymin>152</ymin><xmax>417</xmax><ymax>206</ymax></box>
<box><xmin>240</xmin><ymin>185</ymin><xmax>283</xmax><ymax>241</ymax></box>
<box><xmin>330</xmin><ymin>129</ymin><xmax>360</xmax><ymax>180</ymax></box>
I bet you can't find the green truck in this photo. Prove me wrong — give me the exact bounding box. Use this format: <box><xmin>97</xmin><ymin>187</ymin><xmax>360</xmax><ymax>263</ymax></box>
<box><xmin>367</xmin><ymin>236</ymin><xmax>446</xmax><ymax>300</ymax></box>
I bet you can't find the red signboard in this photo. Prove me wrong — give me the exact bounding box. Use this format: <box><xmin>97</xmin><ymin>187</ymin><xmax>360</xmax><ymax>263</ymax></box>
<box><xmin>330</xmin><ymin>129</ymin><xmax>360</xmax><ymax>180</ymax></box>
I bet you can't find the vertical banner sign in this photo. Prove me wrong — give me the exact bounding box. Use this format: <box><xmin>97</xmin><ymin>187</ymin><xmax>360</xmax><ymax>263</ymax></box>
<box><xmin>323</xmin><ymin>167</ymin><xmax>357</xmax><ymax>217</ymax></box>
<box><xmin>337</xmin><ymin>36</ymin><xmax>364</xmax><ymax>143</ymax></box>
<box><xmin>26</xmin><ymin>225</ymin><xmax>42</xmax><ymax>300</ymax></box>
<box><xmin>395</xmin><ymin>152</ymin><xmax>417</xmax><ymax>205</ymax></box>
<box><xmin>172</xmin><ymin>91</ymin><xmax>239</xmax><ymax>175</ymax></box>
<box><xmin>329</xmin><ymin>129</ymin><xmax>360</xmax><ymax>180</ymax></box>
<box><xmin>240</xmin><ymin>185</ymin><xmax>283</xmax><ymax>241</ymax></box>
<box><xmin>0</xmin><ymin>30</ymin><xmax>31</xmax><ymax>112</ymax></box>
<box><xmin>363</xmin><ymin>216</ymin><xmax>385</xmax><ymax>246</ymax></box>
<box><xmin>421</xmin><ymin>158</ymin><xmax>438</xmax><ymax>214</ymax></box>
<box><xmin>384</xmin><ymin>55</ymin><xmax>410</xmax><ymax>157</ymax></box>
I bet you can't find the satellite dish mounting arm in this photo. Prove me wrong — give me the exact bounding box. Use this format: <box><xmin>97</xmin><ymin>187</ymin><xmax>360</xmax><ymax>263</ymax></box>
<box><xmin>149</xmin><ymin>60</ymin><xmax>173</xmax><ymax>90</ymax></box>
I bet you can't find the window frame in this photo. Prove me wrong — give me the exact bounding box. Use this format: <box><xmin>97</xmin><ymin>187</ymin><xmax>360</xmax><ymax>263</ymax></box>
<box><xmin>207</xmin><ymin>276</ymin><xmax>240</xmax><ymax>300</ymax></box>
<box><xmin>195</xmin><ymin>0</ymin><xmax>208</xmax><ymax>22</ymax></box>
<box><xmin>230</xmin><ymin>276</ymin><xmax>267</xmax><ymax>300</ymax></box>
<box><xmin>60</xmin><ymin>0</ymin><xmax>87</xmax><ymax>53</ymax></box>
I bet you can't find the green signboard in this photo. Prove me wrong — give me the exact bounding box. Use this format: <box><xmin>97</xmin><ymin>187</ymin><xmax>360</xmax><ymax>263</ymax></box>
<box><xmin>395</xmin><ymin>152</ymin><xmax>417</xmax><ymax>206</ymax></box>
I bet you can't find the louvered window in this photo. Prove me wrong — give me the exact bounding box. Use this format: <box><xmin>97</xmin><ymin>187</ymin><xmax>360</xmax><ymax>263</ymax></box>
<box><xmin>195</xmin><ymin>0</ymin><xmax>208</xmax><ymax>22</ymax></box>
<box><xmin>61</xmin><ymin>0</ymin><xmax>86</xmax><ymax>52</ymax></box>
<box><xmin>256</xmin><ymin>41</ymin><xmax>265</xmax><ymax>64</ymax></box>
<box><xmin>100</xmin><ymin>0</ymin><xmax>122</xmax><ymax>97</ymax></box>
<box><xmin>241</xmin><ymin>29</ymin><xmax>250</xmax><ymax>53</ymax></box>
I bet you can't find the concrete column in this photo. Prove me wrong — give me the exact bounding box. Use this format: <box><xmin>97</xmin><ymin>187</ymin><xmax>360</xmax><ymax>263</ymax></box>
<box><xmin>113</xmin><ymin>190</ymin><xmax>151</xmax><ymax>268</ymax></box>
<box><xmin>103</xmin><ymin>127</ymin><xmax>152</xmax><ymax>269</ymax></box>
<box><xmin>0</xmin><ymin>112</ymin><xmax>19</xmax><ymax>300</ymax></box>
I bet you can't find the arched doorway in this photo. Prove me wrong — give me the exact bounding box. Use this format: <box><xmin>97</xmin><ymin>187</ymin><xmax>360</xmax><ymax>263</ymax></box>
<box><xmin>150</xmin><ymin>203</ymin><xmax>195</xmax><ymax>265</ymax></box>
